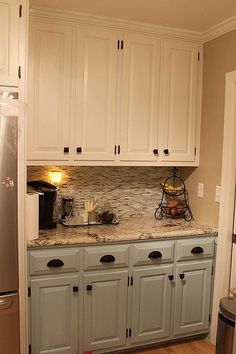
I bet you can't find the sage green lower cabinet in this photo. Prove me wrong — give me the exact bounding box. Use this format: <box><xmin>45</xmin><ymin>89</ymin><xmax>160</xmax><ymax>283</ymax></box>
<box><xmin>83</xmin><ymin>270</ymin><xmax>128</xmax><ymax>352</ymax></box>
<box><xmin>173</xmin><ymin>260</ymin><xmax>213</xmax><ymax>336</ymax></box>
<box><xmin>28</xmin><ymin>237</ymin><xmax>216</xmax><ymax>354</ymax></box>
<box><xmin>30</xmin><ymin>275</ymin><xmax>79</xmax><ymax>354</ymax></box>
<box><xmin>131</xmin><ymin>265</ymin><xmax>173</xmax><ymax>344</ymax></box>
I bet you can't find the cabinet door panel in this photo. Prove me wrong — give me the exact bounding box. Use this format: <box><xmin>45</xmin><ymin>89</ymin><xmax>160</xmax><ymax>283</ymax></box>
<box><xmin>174</xmin><ymin>260</ymin><xmax>212</xmax><ymax>336</ymax></box>
<box><xmin>119</xmin><ymin>34</ymin><xmax>161</xmax><ymax>162</ymax></box>
<box><xmin>74</xmin><ymin>28</ymin><xmax>117</xmax><ymax>161</ymax></box>
<box><xmin>27</xmin><ymin>21</ymin><xmax>72</xmax><ymax>160</ymax></box>
<box><xmin>131</xmin><ymin>266</ymin><xmax>173</xmax><ymax>344</ymax></box>
<box><xmin>0</xmin><ymin>0</ymin><xmax>19</xmax><ymax>86</ymax></box>
<box><xmin>160</xmin><ymin>41</ymin><xmax>199</xmax><ymax>162</ymax></box>
<box><xmin>84</xmin><ymin>270</ymin><xmax>128</xmax><ymax>351</ymax></box>
<box><xmin>30</xmin><ymin>275</ymin><xmax>79</xmax><ymax>354</ymax></box>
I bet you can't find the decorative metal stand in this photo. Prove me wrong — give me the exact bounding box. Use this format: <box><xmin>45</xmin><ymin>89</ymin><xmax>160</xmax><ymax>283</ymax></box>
<box><xmin>155</xmin><ymin>167</ymin><xmax>193</xmax><ymax>222</ymax></box>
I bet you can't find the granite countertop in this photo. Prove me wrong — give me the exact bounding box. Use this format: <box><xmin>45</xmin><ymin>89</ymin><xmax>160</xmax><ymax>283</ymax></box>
<box><xmin>27</xmin><ymin>216</ymin><xmax>218</xmax><ymax>248</ymax></box>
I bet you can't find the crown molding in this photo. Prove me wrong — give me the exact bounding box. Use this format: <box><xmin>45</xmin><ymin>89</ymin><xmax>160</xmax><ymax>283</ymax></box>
<box><xmin>30</xmin><ymin>7</ymin><xmax>203</xmax><ymax>43</ymax></box>
<box><xmin>202</xmin><ymin>14</ymin><xmax>236</xmax><ymax>43</ymax></box>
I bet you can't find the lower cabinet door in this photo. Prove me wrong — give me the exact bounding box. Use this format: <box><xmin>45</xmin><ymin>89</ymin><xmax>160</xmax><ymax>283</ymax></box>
<box><xmin>84</xmin><ymin>270</ymin><xmax>128</xmax><ymax>352</ymax></box>
<box><xmin>173</xmin><ymin>260</ymin><xmax>213</xmax><ymax>336</ymax></box>
<box><xmin>30</xmin><ymin>275</ymin><xmax>79</xmax><ymax>354</ymax></box>
<box><xmin>131</xmin><ymin>265</ymin><xmax>173</xmax><ymax>344</ymax></box>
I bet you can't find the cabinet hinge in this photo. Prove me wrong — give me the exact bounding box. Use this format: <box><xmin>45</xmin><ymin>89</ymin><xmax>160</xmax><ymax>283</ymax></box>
<box><xmin>29</xmin><ymin>345</ymin><xmax>31</xmax><ymax>354</ymax></box>
<box><xmin>18</xmin><ymin>66</ymin><xmax>21</xmax><ymax>79</ymax></box>
<box><xmin>28</xmin><ymin>286</ymin><xmax>31</xmax><ymax>298</ymax></box>
<box><xmin>126</xmin><ymin>328</ymin><xmax>128</xmax><ymax>338</ymax></box>
<box><xmin>198</xmin><ymin>51</ymin><xmax>200</xmax><ymax>61</ymax></box>
<box><xmin>129</xmin><ymin>328</ymin><xmax>132</xmax><ymax>337</ymax></box>
<box><xmin>19</xmin><ymin>4</ymin><xmax>22</xmax><ymax>18</ymax></box>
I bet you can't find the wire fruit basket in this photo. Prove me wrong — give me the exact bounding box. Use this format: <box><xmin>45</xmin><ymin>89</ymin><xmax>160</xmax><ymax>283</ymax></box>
<box><xmin>155</xmin><ymin>167</ymin><xmax>193</xmax><ymax>221</ymax></box>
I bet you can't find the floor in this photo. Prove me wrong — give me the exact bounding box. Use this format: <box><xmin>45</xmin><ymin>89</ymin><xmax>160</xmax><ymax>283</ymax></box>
<box><xmin>131</xmin><ymin>339</ymin><xmax>215</xmax><ymax>354</ymax></box>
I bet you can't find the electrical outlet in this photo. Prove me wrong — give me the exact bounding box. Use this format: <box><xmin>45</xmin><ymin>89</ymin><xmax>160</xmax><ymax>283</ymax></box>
<box><xmin>215</xmin><ymin>185</ymin><xmax>221</xmax><ymax>203</ymax></box>
<box><xmin>197</xmin><ymin>183</ymin><xmax>204</xmax><ymax>198</ymax></box>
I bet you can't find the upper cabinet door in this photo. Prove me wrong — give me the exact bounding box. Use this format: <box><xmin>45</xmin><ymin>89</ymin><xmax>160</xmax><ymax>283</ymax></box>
<box><xmin>0</xmin><ymin>0</ymin><xmax>19</xmax><ymax>87</ymax></box>
<box><xmin>27</xmin><ymin>21</ymin><xmax>73</xmax><ymax>161</ymax></box>
<box><xmin>159</xmin><ymin>40</ymin><xmax>200</xmax><ymax>162</ymax></box>
<box><xmin>74</xmin><ymin>27</ymin><xmax>118</xmax><ymax>161</ymax></box>
<box><xmin>119</xmin><ymin>34</ymin><xmax>161</xmax><ymax>162</ymax></box>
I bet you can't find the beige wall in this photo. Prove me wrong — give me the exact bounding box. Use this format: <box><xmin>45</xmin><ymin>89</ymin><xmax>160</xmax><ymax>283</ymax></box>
<box><xmin>182</xmin><ymin>30</ymin><xmax>236</xmax><ymax>227</ymax></box>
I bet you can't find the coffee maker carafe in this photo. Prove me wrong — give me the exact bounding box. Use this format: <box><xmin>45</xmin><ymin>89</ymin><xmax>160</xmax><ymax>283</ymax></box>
<box><xmin>27</xmin><ymin>180</ymin><xmax>58</xmax><ymax>229</ymax></box>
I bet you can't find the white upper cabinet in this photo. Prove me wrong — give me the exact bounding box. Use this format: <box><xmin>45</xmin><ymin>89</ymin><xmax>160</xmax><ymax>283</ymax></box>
<box><xmin>159</xmin><ymin>40</ymin><xmax>200</xmax><ymax>163</ymax></box>
<box><xmin>74</xmin><ymin>27</ymin><xmax>118</xmax><ymax>161</ymax></box>
<box><xmin>119</xmin><ymin>34</ymin><xmax>161</xmax><ymax>162</ymax></box>
<box><xmin>27</xmin><ymin>21</ymin><xmax>73</xmax><ymax>161</ymax></box>
<box><xmin>27</xmin><ymin>14</ymin><xmax>202</xmax><ymax>166</ymax></box>
<box><xmin>0</xmin><ymin>0</ymin><xmax>19</xmax><ymax>86</ymax></box>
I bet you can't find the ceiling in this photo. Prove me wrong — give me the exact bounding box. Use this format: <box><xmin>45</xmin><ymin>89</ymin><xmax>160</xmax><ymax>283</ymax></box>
<box><xmin>30</xmin><ymin>0</ymin><xmax>236</xmax><ymax>33</ymax></box>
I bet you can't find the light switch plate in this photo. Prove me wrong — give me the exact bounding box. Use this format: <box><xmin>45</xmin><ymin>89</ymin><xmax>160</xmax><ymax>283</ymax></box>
<box><xmin>197</xmin><ymin>183</ymin><xmax>204</xmax><ymax>198</ymax></box>
<box><xmin>215</xmin><ymin>185</ymin><xmax>221</xmax><ymax>203</ymax></box>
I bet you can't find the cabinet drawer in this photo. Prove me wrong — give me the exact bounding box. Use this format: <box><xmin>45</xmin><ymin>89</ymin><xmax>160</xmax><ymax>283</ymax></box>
<box><xmin>132</xmin><ymin>241</ymin><xmax>175</xmax><ymax>266</ymax></box>
<box><xmin>84</xmin><ymin>245</ymin><xmax>129</xmax><ymax>271</ymax></box>
<box><xmin>29</xmin><ymin>248</ymin><xmax>80</xmax><ymax>275</ymax></box>
<box><xmin>176</xmin><ymin>237</ymin><xmax>215</xmax><ymax>261</ymax></box>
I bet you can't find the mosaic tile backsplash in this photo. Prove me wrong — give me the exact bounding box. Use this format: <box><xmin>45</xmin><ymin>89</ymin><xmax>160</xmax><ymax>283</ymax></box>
<box><xmin>27</xmin><ymin>166</ymin><xmax>174</xmax><ymax>219</ymax></box>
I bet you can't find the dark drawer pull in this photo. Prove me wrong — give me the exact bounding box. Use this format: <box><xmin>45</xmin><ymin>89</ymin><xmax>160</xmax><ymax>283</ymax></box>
<box><xmin>148</xmin><ymin>251</ymin><xmax>162</xmax><ymax>259</ymax></box>
<box><xmin>87</xmin><ymin>285</ymin><xmax>92</xmax><ymax>291</ymax></box>
<box><xmin>47</xmin><ymin>259</ymin><xmax>64</xmax><ymax>268</ymax></box>
<box><xmin>100</xmin><ymin>255</ymin><xmax>116</xmax><ymax>263</ymax></box>
<box><xmin>164</xmin><ymin>149</ymin><xmax>169</xmax><ymax>155</ymax></box>
<box><xmin>64</xmin><ymin>147</ymin><xmax>69</xmax><ymax>153</ymax></box>
<box><xmin>179</xmin><ymin>273</ymin><xmax>185</xmax><ymax>280</ymax></box>
<box><xmin>76</xmin><ymin>147</ymin><xmax>82</xmax><ymax>154</ymax></box>
<box><xmin>191</xmin><ymin>246</ymin><xmax>204</xmax><ymax>254</ymax></box>
<box><xmin>168</xmin><ymin>275</ymin><xmax>174</xmax><ymax>281</ymax></box>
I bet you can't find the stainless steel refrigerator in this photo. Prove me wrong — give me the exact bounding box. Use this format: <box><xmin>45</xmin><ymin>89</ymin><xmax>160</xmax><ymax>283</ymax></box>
<box><xmin>0</xmin><ymin>89</ymin><xmax>19</xmax><ymax>354</ymax></box>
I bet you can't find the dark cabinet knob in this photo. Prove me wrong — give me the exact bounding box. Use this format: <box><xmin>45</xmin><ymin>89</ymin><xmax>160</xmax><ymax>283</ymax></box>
<box><xmin>148</xmin><ymin>251</ymin><xmax>162</xmax><ymax>259</ymax></box>
<box><xmin>87</xmin><ymin>285</ymin><xmax>92</xmax><ymax>291</ymax></box>
<box><xmin>164</xmin><ymin>149</ymin><xmax>169</xmax><ymax>155</ymax></box>
<box><xmin>47</xmin><ymin>259</ymin><xmax>64</xmax><ymax>268</ymax></box>
<box><xmin>153</xmin><ymin>149</ymin><xmax>158</xmax><ymax>155</ymax></box>
<box><xmin>64</xmin><ymin>147</ymin><xmax>69</xmax><ymax>153</ymax></box>
<box><xmin>179</xmin><ymin>273</ymin><xmax>185</xmax><ymax>280</ymax></box>
<box><xmin>168</xmin><ymin>275</ymin><xmax>174</xmax><ymax>281</ymax></box>
<box><xmin>73</xmin><ymin>286</ymin><xmax>79</xmax><ymax>293</ymax></box>
<box><xmin>100</xmin><ymin>255</ymin><xmax>116</xmax><ymax>263</ymax></box>
<box><xmin>76</xmin><ymin>147</ymin><xmax>82</xmax><ymax>154</ymax></box>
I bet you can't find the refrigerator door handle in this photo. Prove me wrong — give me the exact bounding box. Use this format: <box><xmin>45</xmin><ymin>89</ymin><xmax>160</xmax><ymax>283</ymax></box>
<box><xmin>0</xmin><ymin>299</ymin><xmax>13</xmax><ymax>310</ymax></box>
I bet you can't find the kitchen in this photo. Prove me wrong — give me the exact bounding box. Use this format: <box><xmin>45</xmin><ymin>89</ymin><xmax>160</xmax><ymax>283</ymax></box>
<box><xmin>1</xmin><ymin>1</ymin><xmax>236</xmax><ymax>353</ymax></box>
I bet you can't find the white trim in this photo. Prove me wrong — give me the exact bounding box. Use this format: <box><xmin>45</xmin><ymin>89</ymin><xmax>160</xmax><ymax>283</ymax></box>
<box><xmin>203</xmin><ymin>15</ymin><xmax>236</xmax><ymax>43</ymax></box>
<box><xmin>18</xmin><ymin>1</ymin><xmax>29</xmax><ymax>354</ymax></box>
<box><xmin>30</xmin><ymin>7</ymin><xmax>203</xmax><ymax>43</ymax></box>
<box><xmin>210</xmin><ymin>71</ymin><xmax>236</xmax><ymax>343</ymax></box>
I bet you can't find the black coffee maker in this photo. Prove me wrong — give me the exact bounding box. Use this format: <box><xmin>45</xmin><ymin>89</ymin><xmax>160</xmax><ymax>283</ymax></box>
<box><xmin>27</xmin><ymin>180</ymin><xmax>58</xmax><ymax>229</ymax></box>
